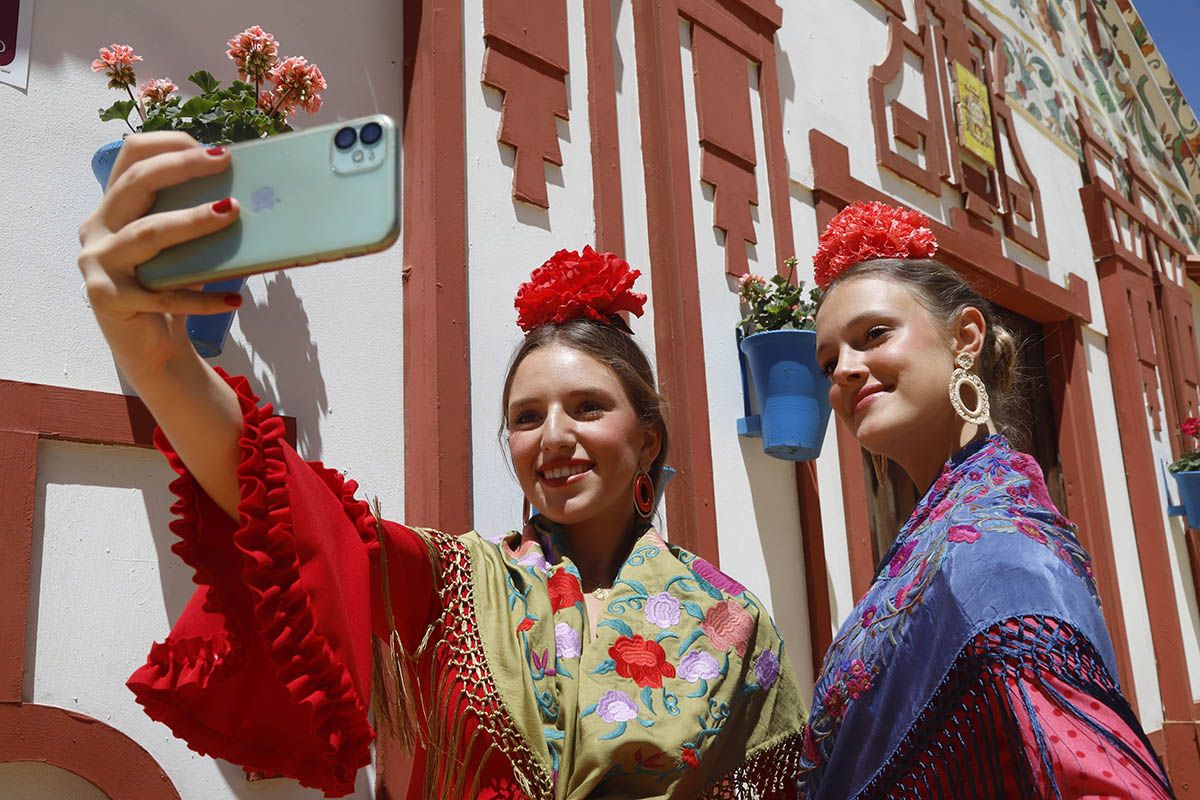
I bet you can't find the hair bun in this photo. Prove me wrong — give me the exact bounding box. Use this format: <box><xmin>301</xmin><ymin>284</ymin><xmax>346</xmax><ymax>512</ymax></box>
<box><xmin>987</xmin><ymin>325</ymin><xmax>1019</xmax><ymax>395</ymax></box>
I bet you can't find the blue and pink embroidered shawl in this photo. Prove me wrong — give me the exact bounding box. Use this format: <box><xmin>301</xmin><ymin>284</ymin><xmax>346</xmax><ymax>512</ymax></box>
<box><xmin>799</xmin><ymin>435</ymin><xmax>1172</xmax><ymax>799</ymax></box>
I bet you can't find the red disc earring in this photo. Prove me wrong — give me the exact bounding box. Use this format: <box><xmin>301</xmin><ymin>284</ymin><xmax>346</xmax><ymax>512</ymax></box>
<box><xmin>634</xmin><ymin>470</ymin><xmax>655</xmax><ymax>518</ymax></box>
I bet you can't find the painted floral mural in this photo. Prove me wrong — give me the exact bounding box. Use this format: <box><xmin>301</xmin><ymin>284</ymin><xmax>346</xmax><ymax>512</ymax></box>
<box><xmin>988</xmin><ymin>0</ymin><xmax>1200</xmax><ymax>247</ymax></box>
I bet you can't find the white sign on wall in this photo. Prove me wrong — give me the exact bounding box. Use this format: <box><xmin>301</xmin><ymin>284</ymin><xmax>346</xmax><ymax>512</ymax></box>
<box><xmin>0</xmin><ymin>0</ymin><xmax>33</xmax><ymax>90</ymax></box>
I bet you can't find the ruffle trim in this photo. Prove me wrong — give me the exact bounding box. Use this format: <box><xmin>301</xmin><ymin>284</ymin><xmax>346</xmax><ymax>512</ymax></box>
<box><xmin>127</xmin><ymin>369</ymin><xmax>374</xmax><ymax>797</ymax></box>
<box><xmin>700</xmin><ymin>729</ymin><xmax>805</xmax><ymax>799</ymax></box>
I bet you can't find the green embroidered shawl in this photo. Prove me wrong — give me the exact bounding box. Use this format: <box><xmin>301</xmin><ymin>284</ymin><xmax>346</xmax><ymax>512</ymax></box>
<box><xmin>385</xmin><ymin>519</ymin><xmax>807</xmax><ymax>799</ymax></box>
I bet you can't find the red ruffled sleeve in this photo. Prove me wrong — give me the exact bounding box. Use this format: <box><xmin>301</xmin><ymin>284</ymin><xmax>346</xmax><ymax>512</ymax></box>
<box><xmin>127</xmin><ymin>370</ymin><xmax>436</xmax><ymax>798</ymax></box>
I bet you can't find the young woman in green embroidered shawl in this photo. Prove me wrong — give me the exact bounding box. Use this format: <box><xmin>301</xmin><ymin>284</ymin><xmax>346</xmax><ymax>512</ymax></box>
<box><xmin>77</xmin><ymin>133</ymin><xmax>808</xmax><ymax>799</ymax></box>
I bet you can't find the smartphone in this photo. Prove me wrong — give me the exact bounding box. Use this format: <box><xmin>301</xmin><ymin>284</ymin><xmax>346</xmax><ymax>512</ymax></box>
<box><xmin>136</xmin><ymin>114</ymin><xmax>399</xmax><ymax>290</ymax></box>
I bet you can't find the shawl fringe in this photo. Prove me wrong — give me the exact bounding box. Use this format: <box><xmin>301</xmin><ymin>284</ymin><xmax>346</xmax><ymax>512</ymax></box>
<box><xmin>853</xmin><ymin>616</ymin><xmax>1172</xmax><ymax>800</ymax></box>
<box><xmin>370</xmin><ymin>510</ymin><xmax>556</xmax><ymax>800</ymax></box>
<box><xmin>699</xmin><ymin>730</ymin><xmax>806</xmax><ymax>799</ymax></box>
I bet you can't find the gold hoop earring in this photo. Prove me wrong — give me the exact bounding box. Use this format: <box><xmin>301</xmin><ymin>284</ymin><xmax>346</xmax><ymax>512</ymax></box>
<box><xmin>870</xmin><ymin>452</ymin><xmax>891</xmax><ymax>492</ymax></box>
<box><xmin>949</xmin><ymin>352</ymin><xmax>991</xmax><ymax>426</ymax></box>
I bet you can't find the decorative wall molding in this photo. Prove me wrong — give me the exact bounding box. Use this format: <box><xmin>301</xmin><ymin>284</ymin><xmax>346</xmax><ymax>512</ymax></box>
<box><xmin>692</xmin><ymin>22</ymin><xmax>758</xmax><ymax>276</ymax></box>
<box><xmin>1076</xmin><ymin>103</ymin><xmax>1200</xmax><ymax>785</ymax></box>
<box><xmin>481</xmin><ymin>0</ymin><xmax>570</xmax><ymax>209</ymax></box>
<box><xmin>868</xmin><ymin>0</ymin><xmax>1050</xmax><ymax>259</ymax></box>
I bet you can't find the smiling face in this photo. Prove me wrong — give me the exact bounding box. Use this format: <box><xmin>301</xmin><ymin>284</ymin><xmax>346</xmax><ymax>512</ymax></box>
<box><xmin>505</xmin><ymin>344</ymin><xmax>661</xmax><ymax>531</ymax></box>
<box><xmin>815</xmin><ymin>276</ymin><xmax>962</xmax><ymax>461</ymax></box>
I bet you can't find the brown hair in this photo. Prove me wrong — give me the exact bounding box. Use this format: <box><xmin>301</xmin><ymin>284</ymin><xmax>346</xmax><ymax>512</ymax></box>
<box><xmin>499</xmin><ymin>319</ymin><xmax>671</xmax><ymax>510</ymax></box>
<box><xmin>816</xmin><ymin>258</ymin><xmax>1024</xmax><ymax>440</ymax></box>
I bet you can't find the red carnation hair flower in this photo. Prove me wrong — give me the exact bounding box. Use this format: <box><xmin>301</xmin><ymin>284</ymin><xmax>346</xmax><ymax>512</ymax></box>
<box><xmin>514</xmin><ymin>246</ymin><xmax>647</xmax><ymax>333</ymax></box>
<box><xmin>812</xmin><ymin>201</ymin><xmax>938</xmax><ymax>289</ymax></box>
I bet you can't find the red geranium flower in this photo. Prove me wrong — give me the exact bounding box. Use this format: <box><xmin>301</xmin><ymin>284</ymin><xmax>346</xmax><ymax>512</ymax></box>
<box><xmin>514</xmin><ymin>246</ymin><xmax>647</xmax><ymax>332</ymax></box>
<box><xmin>609</xmin><ymin>635</ymin><xmax>676</xmax><ymax>688</ymax></box>
<box><xmin>812</xmin><ymin>201</ymin><xmax>938</xmax><ymax>289</ymax></box>
<box><xmin>547</xmin><ymin>569</ymin><xmax>583</xmax><ymax>612</ymax></box>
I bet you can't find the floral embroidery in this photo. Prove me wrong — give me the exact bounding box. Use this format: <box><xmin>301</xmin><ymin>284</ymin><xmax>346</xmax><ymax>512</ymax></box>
<box><xmin>843</xmin><ymin>659</ymin><xmax>873</xmax><ymax>698</ymax></box>
<box><xmin>692</xmin><ymin>557</ymin><xmax>747</xmax><ymax>595</ymax></box>
<box><xmin>596</xmin><ymin>689</ymin><xmax>639</xmax><ymax>723</ymax></box>
<box><xmin>517</xmin><ymin>549</ymin><xmax>549</xmax><ymax>573</ymax></box>
<box><xmin>888</xmin><ymin>539</ymin><xmax>918</xmax><ymax>576</ymax></box>
<box><xmin>803</xmin><ymin>435</ymin><xmax>1102</xmax><ymax>785</ymax></box>
<box><xmin>554</xmin><ymin>622</ymin><xmax>581</xmax><ymax>659</ymax></box>
<box><xmin>947</xmin><ymin>524</ymin><xmax>981</xmax><ymax>543</ymax></box>
<box><xmin>644</xmin><ymin>591</ymin><xmax>682</xmax><ymax>628</ymax></box>
<box><xmin>753</xmin><ymin>650</ymin><xmax>781</xmax><ymax>689</ymax></box>
<box><xmin>493</xmin><ymin>523</ymin><xmax>800</xmax><ymax>791</ymax></box>
<box><xmin>1016</xmin><ymin>518</ymin><xmax>1048</xmax><ymax>544</ymax></box>
<box><xmin>701</xmin><ymin>599</ymin><xmax>754</xmax><ymax>657</ymax></box>
<box><xmin>547</xmin><ymin>569</ymin><xmax>583</xmax><ymax>611</ymax></box>
<box><xmin>678</xmin><ymin>650</ymin><xmax>721</xmax><ymax>682</ymax></box>
<box><xmin>610</xmin><ymin>635</ymin><xmax>676</xmax><ymax>688</ymax></box>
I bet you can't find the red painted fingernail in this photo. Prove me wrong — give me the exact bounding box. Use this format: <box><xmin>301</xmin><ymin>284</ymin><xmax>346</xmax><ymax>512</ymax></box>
<box><xmin>206</xmin><ymin>146</ymin><xmax>225</xmax><ymax>156</ymax></box>
<box><xmin>224</xmin><ymin>294</ymin><xmax>243</xmax><ymax>307</ymax></box>
<box><xmin>212</xmin><ymin>197</ymin><xmax>233</xmax><ymax>214</ymax></box>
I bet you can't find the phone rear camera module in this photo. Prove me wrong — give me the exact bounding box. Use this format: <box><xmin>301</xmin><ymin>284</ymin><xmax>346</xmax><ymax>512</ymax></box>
<box><xmin>334</xmin><ymin>126</ymin><xmax>358</xmax><ymax>150</ymax></box>
<box><xmin>360</xmin><ymin>122</ymin><xmax>383</xmax><ymax>146</ymax></box>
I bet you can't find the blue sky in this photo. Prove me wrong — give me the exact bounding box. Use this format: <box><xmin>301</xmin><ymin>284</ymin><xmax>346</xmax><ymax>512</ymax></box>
<box><xmin>1132</xmin><ymin>0</ymin><xmax>1200</xmax><ymax>108</ymax></box>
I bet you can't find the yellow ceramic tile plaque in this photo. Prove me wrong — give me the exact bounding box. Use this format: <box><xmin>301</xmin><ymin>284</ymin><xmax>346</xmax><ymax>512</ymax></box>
<box><xmin>955</xmin><ymin>62</ymin><xmax>995</xmax><ymax>168</ymax></box>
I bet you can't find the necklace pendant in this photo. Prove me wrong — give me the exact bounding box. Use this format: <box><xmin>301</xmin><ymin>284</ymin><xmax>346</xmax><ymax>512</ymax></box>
<box><xmin>592</xmin><ymin>587</ymin><xmax>610</xmax><ymax>601</ymax></box>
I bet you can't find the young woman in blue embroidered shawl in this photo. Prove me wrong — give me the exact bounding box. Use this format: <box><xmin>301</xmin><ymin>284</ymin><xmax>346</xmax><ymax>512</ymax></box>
<box><xmin>76</xmin><ymin>133</ymin><xmax>807</xmax><ymax>799</ymax></box>
<box><xmin>801</xmin><ymin>201</ymin><xmax>1173</xmax><ymax>799</ymax></box>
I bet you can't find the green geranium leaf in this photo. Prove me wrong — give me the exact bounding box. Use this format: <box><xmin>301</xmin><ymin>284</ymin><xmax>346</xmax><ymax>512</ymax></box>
<box><xmin>188</xmin><ymin>70</ymin><xmax>220</xmax><ymax>93</ymax></box>
<box><xmin>180</xmin><ymin>96</ymin><xmax>219</xmax><ymax>117</ymax></box>
<box><xmin>98</xmin><ymin>99</ymin><xmax>136</xmax><ymax>123</ymax></box>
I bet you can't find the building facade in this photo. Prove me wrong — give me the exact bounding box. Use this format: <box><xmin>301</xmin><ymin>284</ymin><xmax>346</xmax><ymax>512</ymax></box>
<box><xmin>3</xmin><ymin>0</ymin><xmax>1200</xmax><ymax>797</ymax></box>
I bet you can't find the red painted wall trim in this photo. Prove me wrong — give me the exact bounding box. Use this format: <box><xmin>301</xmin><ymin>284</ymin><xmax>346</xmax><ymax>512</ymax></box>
<box><xmin>0</xmin><ymin>379</ymin><xmax>201</xmax><ymax>797</ymax></box>
<box><xmin>1043</xmin><ymin>321</ymin><xmax>1138</xmax><ymax>713</ymax></box>
<box><xmin>584</xmin><ymin>0</ymin><xmax>626</xmax><ymax>253</ymax></box>
<box><xmin>796</xmin><ymin>462</ymin><xmax>833</xmax><ymax>678</ymax></box>
<box><xmin>402</xmin><ymin>0</ymin><xmax>472</xmax><ymax>536</ymax></box>
<box><xmin>631</xmin><ymin>0</ymin><xmax>721</xmax><ymax>562</ymax></box>
<box><xmin>0</xmin><ymin>429</ymin><xmax>37</xmax><ymax>703</ymax></box>
<box><xmin>0</xmin><ymin>704</ymin><xmax>179</xmax><ymax>800</ymax></box>
<box><xmin>810</xmin><ymin>130</ymin><xmax>1091</xmax><ymax>324</ymax></box>
<box><xmin>1096</xmin><ymin>257</ymin><xmax>1200</xmax><ymax>790</ymax></box>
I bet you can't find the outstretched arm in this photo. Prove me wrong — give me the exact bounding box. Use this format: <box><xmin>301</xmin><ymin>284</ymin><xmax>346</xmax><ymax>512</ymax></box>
<box><xmin>77</xmin><ymin>132</ymin><xmax>245</xmax><ymax>516</ymax></box>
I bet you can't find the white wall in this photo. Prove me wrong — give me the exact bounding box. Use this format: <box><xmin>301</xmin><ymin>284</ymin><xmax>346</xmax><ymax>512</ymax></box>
<box><xmin>4</xmin><ymin>1</ymin><xmax>403</xmax><ymax>797</ymax></box>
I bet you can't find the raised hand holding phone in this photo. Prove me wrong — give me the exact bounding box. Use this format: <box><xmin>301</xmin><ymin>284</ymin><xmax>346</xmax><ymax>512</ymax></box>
<box><xmin>135</xmin><ymin>114</ymin><xmax>400</xmax><ymax>291</ymax></box>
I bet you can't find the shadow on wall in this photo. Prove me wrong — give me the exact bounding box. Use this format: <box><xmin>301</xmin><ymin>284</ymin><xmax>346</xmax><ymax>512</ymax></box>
<box><xmin>212</xmin><ymin>271</ymin><xmax>329</xmax><ymax>460</ymax></box>
<box><xmin>110</xmin><ymin>269</ymin><xmax>329</xmax><ymax>461</ymax></box>
<box><xmin>737</xmin><ymin>438</ymin><xmax>817</xmax><ymax>691</ymax></box>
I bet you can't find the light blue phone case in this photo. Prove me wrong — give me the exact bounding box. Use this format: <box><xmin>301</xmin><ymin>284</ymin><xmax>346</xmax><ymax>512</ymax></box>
<box><xmin>136</xmin><ymin>114</ymin><xmax>399</xmax><ymax>290</ymax></box>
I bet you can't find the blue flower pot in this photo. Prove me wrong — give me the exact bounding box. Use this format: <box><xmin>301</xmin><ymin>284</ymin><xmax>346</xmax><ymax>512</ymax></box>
<box><xmin>92</xmin><ymin>140</ymin><xmax>244</xmax><ymax>358</ymax></box>
<box><xmin>737</xmin><ymin>329</ymin><xmax>832</xmax><ymax>461</ymax></box>
<box><xmin>1171</xmin><ymin>470</ymin><xmax>1200</xmax><ymax>528</ymax></box>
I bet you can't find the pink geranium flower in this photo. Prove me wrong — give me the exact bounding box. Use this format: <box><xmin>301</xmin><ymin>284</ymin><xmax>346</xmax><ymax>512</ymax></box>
<box><xmin>138</xmin><ymin>78</ymin><xmax>177</xmax><ymax>105</ymax></box>
<box><xmin>91</xmin><ymin>44</ymin><xmax>142</xmax><ymax>89</ymax></box>
<box><xmin>268</xmin><ymin>55</ymin><xmax>326</xmax><ymax>115</ymax></box>
<box><xmin>226</xmin><ymin>25</ymin><xmax>280</xmax><ymax>83</ymax></box>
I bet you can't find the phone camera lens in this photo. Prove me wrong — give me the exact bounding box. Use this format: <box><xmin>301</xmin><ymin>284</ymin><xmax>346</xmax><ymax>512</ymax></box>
<box><xmin>360</xmin><ymin>122</ymin><xmax>383</xmax><ymax>146</ymax></box>
<box><xmin>334</xmin><ymin>126</ymin><xmax>358</xmax><ymax>150</ymax></box>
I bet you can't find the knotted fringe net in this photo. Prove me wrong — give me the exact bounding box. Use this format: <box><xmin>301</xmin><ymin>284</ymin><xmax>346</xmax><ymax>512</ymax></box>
<box><xmin>369</xmin><ymin>500</ymin><xmax>556</xmax><ymax>800</ymax></box>
<box><xmin>833</xmin><ymin>616</ymin><xmax>1174</xmax><ymax>800</ymax></box>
